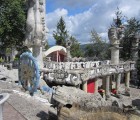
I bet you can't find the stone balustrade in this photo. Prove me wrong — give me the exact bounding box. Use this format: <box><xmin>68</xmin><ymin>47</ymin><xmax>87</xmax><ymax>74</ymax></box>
<box><xmin>41</xmin><ymin>61</ymin><xmax>135</xmax><ymax>86</ymax></box>
<box><xmin>44</xmin><ymin>60</ymin><xmax>110</xmax><ymax>70</ymax></box>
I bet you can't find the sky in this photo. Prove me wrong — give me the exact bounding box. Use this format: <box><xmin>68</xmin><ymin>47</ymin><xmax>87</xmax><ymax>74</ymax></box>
<box><xmin>46</xmin><ymin>0</ymin><xmax>140</xmax><ymax>45</ymax></box>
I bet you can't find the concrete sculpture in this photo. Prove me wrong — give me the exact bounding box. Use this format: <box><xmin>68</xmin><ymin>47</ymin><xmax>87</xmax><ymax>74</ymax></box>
<box><xmin>25</xmin><ymin>0</ymin><xmax>47</xmax><ymax>68</ymax></box>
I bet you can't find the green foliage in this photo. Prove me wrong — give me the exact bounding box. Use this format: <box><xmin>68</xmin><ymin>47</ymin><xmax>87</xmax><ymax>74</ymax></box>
<box><xmin>0</xmin><ymin>58</ymin><xmax>4</xmax><ymax>63</ymax></box>
<box><xmin>84</xmin><ymin>29</ymin><xmax>110</xmax><ymax>60</ymax></box>
<box><xmin>45</xmin><ymin>44</ymin><xmax>50</xmax><ymax>50</ymax></box>
<box><xmin>53</xmin><ymin>17</ymin><xmax>68</xmax><ymax>47</ymax></box>
<box><xmin>84</xmin><ymin>44</ymin><xmax>94</xmax><ymax>57</ymax></box>
<box><xmin>111</xmin><ymin>9</ymin><xmax>140</xmax><ymax>80</ymax></box>
<box><xmin>53</xmin><ymin>17</ymin><xmax>83</xmax><ymax>57</ymax></box>
<box><xmin>14</xmin><ymin>57</ymin><xmax>19</xmax><ymax>61</ymax></box>
<box><xmin>0</xmin><ymin>0</ymin><xmax>26</xmax><ymax>49</ymax></box>
<box><xmin>44</xmin><ymin>40</ymin><xmax>50</xmax><ymax>50</ymax></box>
<box><xmin>120</xmin><ymin>18</ymin><xmax>140</xmax><ymax>60</ymax></box>
<box><xmin>111</xmin><ymin>7</ymin><xmax>123</xmax><ymax>27</ymax></box>
<box><xmin>69</xmin><ymin>36</ymin><xmax>83</xmax><ymax>57</ymax></box>
<box><xmin>90</xmin><ymin>29</ymin><xmax>102</xmax><ymax>44</ymax></box>
<box><xmin>6</xmin><ymin>48</ymin><xmax>11</xmax><ymax>55</ymax></box>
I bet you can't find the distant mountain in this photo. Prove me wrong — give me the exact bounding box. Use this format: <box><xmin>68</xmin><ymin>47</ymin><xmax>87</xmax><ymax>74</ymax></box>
<box><xmin>80</xmin><ymin>44</ymin><xmax>91</xmax><ymax>50</ymax></box>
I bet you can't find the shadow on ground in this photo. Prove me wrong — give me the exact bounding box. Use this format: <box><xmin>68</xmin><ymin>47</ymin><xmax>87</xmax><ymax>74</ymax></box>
<box><xmin>36</xmin><ymin>111</ymin><xmax>57</xmax><ymax>120</ymax></box>
<box><xmin>132</xmin><ymin>99</ymin><xmax>140</xmax><ymax>110</ymax></box>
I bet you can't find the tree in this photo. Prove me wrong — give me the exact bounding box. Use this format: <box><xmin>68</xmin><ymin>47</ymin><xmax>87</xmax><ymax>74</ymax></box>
<box><xmin>53</xmin><ymin>17</ymin><xmax>83</xmax><ymax>57</ymax></box>
<box><xmin>53</xmin><ymin>17</ymin><xmax>68</xmax><ymax>47</ymax></box>
<box><xmin>0</xmin><ymin>0</ymin><xmax>26</xmax><ymax>49</ymax></box>
<box><xmin>111</xmin><ymin>9</ymin><xmax>140</xmax><ymax>83</ymax></box>
<box><xmin>84</xmin><ymin>44</ymin><xmax>94</xmax><ymax>57</ymax></box>
<box><xmin>111</xmin><ymin>7</ymin><xmax>123</xmax><ymax>27</ymax></box>
<box><xmin>120</xmin><ymin>18</ymin><xmax>140</xmax><ymax>60</ymax></box>
<box><xmin>44</xmin><ymin>41</ymin><xmax>50</xmax><ymax>50</ymax></box>
<box><xmin>90</xmin><ymin>29</ymin><xmax>102</xmax><ymax>44</ymax></box>
<box><xmin>69</xmin><ymin>36</ymin><xmax>83</xmax><ymax>57</ymax></box>
<box><xmin>84</xmin><ymin>29</ymin><xmax>110</xmax><ymax>60</ymax></box>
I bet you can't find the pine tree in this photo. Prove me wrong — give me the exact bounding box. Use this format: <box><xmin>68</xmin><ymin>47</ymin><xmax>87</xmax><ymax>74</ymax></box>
<box><xmin>120</xmin><ymin>18</ymin><xmax>140</xmax><ymax>60</ymax></box>
<box><xmin>84</xmin><ymin>29</ymin><xmax>110</xmax><ymax>60</ymax></box>
<box><xmin>69</xmin><ymin>36</ymin><xmax>83</xmax><ymax>57</ymax></box>
<box><xmin>53</xmin><ymin>17</ymin><xmax>68</xmax><ymax>47</ymax></box>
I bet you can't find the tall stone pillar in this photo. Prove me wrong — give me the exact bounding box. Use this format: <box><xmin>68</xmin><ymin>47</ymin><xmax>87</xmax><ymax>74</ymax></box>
<box><xmin>105</xmin><ymin>76</ymin><xmax>110</xmax><ymax>99</ymax></box>
<box><xmin>108</xmin><ymin>26</ymin><xmax>124</xmax><ymax>95</ymax></box>
<box><xmin>131</xmin><ymin>31</ymin><xmax>140</xmax><ymax>85</ymax></box>
<box><xmin>25</xmin><ymin>0</ymin><xmax>47</xmax><ymax>68</ymax></box>
<box><xmin>108</xmin><ymin>27</ymin><xmax>121</xmax><ymax>65</ymax></box>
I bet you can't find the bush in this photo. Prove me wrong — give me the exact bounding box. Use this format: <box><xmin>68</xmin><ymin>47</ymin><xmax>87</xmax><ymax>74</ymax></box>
<box><xmin>0</xmin><ymin>58</ymin><xmax>4</xmax><ymax>63</ymax></box>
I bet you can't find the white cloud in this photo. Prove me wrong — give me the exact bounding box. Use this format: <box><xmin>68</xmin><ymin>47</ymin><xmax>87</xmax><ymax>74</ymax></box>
<box><xmin>46</xmin><ymin>0</ymin><xmax>140</xmax><ymax>45</ymax></box>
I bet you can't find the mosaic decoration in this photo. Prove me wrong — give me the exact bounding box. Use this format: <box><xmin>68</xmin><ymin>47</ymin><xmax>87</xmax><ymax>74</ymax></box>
<box><xmin>19</xmin><ymin>52</ymin><xmax>40</xmax><ymax>95</ymax></box>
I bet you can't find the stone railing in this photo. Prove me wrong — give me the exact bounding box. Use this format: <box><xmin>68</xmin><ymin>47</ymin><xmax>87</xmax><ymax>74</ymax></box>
<box><xmin>44</xmin><ymin>60</ymin><xmax>110</xmax><ymax>70</ymax></box>
<box><xmin>41</xmin><ymin>61</ymin><xmax>135</xmax><ymax>86</ymax></box>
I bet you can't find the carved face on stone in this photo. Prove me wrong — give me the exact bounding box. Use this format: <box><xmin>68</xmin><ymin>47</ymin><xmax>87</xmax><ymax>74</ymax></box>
<box><xmin>108</xmin><ymin>27</ymin><xmax>124</xmax><ymax>44</ymax></box>
<box><xmin>108</xmin><ymin>27</ymin><xmax>118</xmax><ymax>42</ymax></box>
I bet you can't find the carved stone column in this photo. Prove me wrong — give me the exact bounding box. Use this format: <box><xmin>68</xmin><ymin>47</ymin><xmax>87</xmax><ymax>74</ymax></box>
<box><xmin>116</xmin><ymin>74</ymin><xmax>121</xmax><ymax>94</ymax></box>
<box><xmin>125</xmin><ymin>71</ymin><xmax>130</xmax><ymax>89</ymax></box>
<box><xmin>94</xmin><ymin>78</ymin><xmax>98</xmax><ymax>93</ymax></box>
<box><xmin>82</xmin><ymin>81</ymin><xmax>87</xmax><ymax>93</ymax></box>
<box><xmin>102</xmin><ymin>77</ymin><xmax>106</xmax><ymax>90</ymax></box>
<box><xmin>105</xmin><ymin>75</ymin><xmax>110</xmax><ymax>99</ymax></box>
<box><xmin>110</xmin><ymin>75</ymin><xmax>113</xmax><ymax>91</ymax></box>
<box><xmin>131</xmin><ymin>31</ymin><xmax>140</xmax><ymax>85</ymax></box>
